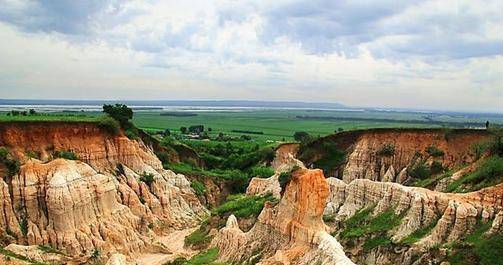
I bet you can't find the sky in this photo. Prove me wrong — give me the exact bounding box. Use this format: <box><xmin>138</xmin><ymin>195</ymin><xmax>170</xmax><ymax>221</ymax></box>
<box><xmin>0</xmin><ymin>0</ymin><xmax>502</xmax><ymax>112</ymax></box>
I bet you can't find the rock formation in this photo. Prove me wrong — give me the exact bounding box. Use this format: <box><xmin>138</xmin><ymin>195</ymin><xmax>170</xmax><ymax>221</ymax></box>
<box><xmin>246</xmin><ymin>143</ymin><xmax>303</xmax><ymax>198</ymax></box>
<box><xmin>325</xmin><ymin>178</ymin><xmax>503</xmax><ymax>264</ymax></box>
<box><xmin>212</xmin><ymin>168</ymin><xmax>354</xmax><ymax>265</ymax></box>
<box><xmin>0</xmin><ymin>122</ymin><xmax>207</xmax><ymax>261</ymax></box>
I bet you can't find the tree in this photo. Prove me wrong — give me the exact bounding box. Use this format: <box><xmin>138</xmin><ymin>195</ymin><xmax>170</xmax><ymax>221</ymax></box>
<box><xmin>293</xmin><ymin>131</ymin><xmax>310</xmax><ymax>142</ymax></box>
<box><xmin>208</xmin><ymin>127</ymin><xmax>213</xmax><ymax>132</ymax></box>
<box><xmin>29</xmin><ymin>109</ymin><xmax>36</xmax><ymax>115</ymax></box>
<box><xmin>180</xmin><ymin>126</ymin><xmax>188</xmax><ymax>134</ymax></box>
<box><xmin>102</xmin><ymin>104</ymin><xmax>133</xmax><ymax>127</ymax></box>
<box><xmin>164</xmin><ymin>129</ymin><xmax>171</xmax><ymax>136</ymax></box>
<box><xmin>189</xmin><ymin>125</ymin><xmax>204</xmax><ymax>134</ymax></box>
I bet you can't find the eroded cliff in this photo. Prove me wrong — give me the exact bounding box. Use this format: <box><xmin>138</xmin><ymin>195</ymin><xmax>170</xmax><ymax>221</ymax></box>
<box><xmin>0</xmin><ymin>122</ymin><xmax>207</xmax><ymax>262</ymax></box>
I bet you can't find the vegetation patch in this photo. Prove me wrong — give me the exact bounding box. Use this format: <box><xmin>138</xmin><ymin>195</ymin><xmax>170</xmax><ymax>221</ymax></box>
<box><xmin>447</xmin><ymin>156</ymin><xmax>503</xmax><ymax>192</ymax></box>
<box><xmin>363</xmin><ymin>236</ymin><xmax>392</xmax><ymax>250</ymax></box>
<box><xmin>338</xmin><ymin>206</ymin><xmax>404</xmax><ymax>251</ymax></box>
<box><xmin>185</xmin><ymin>220</ymin><xmax>213</xmax><ymax>248</ymax></box>
<box><xmin>0</xmin><ymin>147</ymin><xmax>20</xmax><ymax>177</ymax></box>
<box><xmin>0</xmin><ymin>247</ymin><xmax>49</xmax><ymax>265</ymax></box>
<box><xmin>211</xmin><ymin>193</ymin><xmax>277</xmax><ymax>219</ymax></box>
<box><xmin>185</xmin><ymin>247</ymin><xmax>220</xmax><ymax>265</ymax></box>
<box><xmin>426</xmin><ymin>145</ymin><xmax>445</xmax><ymax>157</ymax></box>
<box><xmin>190</xmin><ymin>181</ymin><xmax>206</xmax><ymax>196</ymax></box>
<box><xmin>311</xmin><ymin>141</ymin><xmax>346</xmax><ymax>176</ymax></box>
<box><xmin>400</xmin><ymin>218</ymin><xmax>439</xmax><ymax>245</ymax></box>
<box><xmin>446</xmin><ymin>219</ymin><xmax>502</xmax><ymax>265</ymax></box>
<box><xmin>377</xmin><ymin>143</ymin><xmax>395</xmax><ymax>156</ymax></box>
<box><xmin>248</xmin><ymin>166</ymin><xmax>275</xmax><ymax>178</ymax></box>
<box><xmin>54</xmin><ymin>150</ymin><xmax>78</xmax><ymax>160</ymax></box>
<box><xmin>139</xmin><ymin>172</ymin><xmax>155</xmax><ymax>187</ymax></box>
<box><xmin>97</xmin><ymin>116</ymin><xmax>121</xmax><ymax>135</ymax></box>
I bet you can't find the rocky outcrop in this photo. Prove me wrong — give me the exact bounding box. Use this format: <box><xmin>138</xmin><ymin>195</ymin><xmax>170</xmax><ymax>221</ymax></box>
<box><xmin>246</xmin><ymin>143</ymin><xmax>303</xmax><ymax>198</ymax></box>
<box><xmin>212</xmin><ymin>168</ymin><xmax>354</xmax><ymax>265</ymax></box>
<box><xmin>341</xmin><ymin>129</ymin><xmax>489</xmax><ymax>183</ymax></box>
<box><xmin>0</xmin><ymin>122</ymin><xmax>207</xmax><ymax>260</ymax></box>
<box><xmin>325</xmin><ymin>178</ymin><xmax>503</xmax><ymax>264</ymax></box>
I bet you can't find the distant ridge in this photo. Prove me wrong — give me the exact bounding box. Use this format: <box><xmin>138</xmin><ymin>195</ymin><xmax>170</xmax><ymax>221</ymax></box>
<box><xmin>0</xmin><ymin>99</ymin><xmax>346</xmax><ymax>109</ymax></box>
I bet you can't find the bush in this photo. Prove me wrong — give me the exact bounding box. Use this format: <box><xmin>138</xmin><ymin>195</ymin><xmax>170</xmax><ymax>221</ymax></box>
<box><xmin>294</xmin><ymin>131</ymin><xmax>310</xmax><ymax>142</ymax></box>
<box><xmin>0</xmin><ymin>147</ymin><xmax>20</xmax><ymax>177</ymax></box>
<box><xmin>279</xmin><ymin>166</ymin><xmax>299</xmax><ymax>194</ymax></box>
<box><xmin>140</xmin><ymin>172</ymin><xmax>155</xmax><ymax>187</ymax></box>
<box><xmin>430</xmin><ymin>161</ymin><xmax>445</xmax><ymax>175</ymax></box>
<box><xmin>125</xmin><ymin>127</ymin><xmax>140</xmax><ymax>140</ymax></box>
<box><xmin>97</xmin><ymin>116</ymin><xmax>120</xmax><ymax>135</ymax></box>
<box><xmin>190</xmin><ymin>181</ymin><xmax>206</xmax><ymax>196</ymax></box>
<box><xmin>426</xmin><ymin>145</ymin><xmax>445</xmax><ymax>157</ymax></box>
<box><xmin>377</xmin><ymin>143</ymin><xmax>395</xmax><ymax>156</ymax></box>
<box><xmin>408</xmin><ymin>161</ymin><xmax>431</xmax><ymax>179</ymax></box>
<box><xmin>54</xmin><ymin>150</ymin><xmax>79</xmax><ymax>160</ymax></box>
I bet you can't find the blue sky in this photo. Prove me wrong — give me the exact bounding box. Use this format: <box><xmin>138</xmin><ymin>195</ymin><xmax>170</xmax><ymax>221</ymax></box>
<box><xmin>0</xmin><ymin>0</ymin><xmax>502</xmax><ymax>111</ymax></box>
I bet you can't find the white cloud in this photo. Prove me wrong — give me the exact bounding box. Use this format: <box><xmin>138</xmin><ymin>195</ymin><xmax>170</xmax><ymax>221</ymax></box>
<box><xmin>0</xmin><ymin>0</ymin><xmax>502</xmax><ymax>112</ymax></box>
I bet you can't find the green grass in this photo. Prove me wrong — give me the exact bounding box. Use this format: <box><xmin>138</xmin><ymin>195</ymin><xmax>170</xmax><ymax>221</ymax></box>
<box><xmin>411</xmin><ymin>170</ymin><xmax>453</xmax><ymax>188</ymax></box>
<box><xmin>191</xmin><ymin>181</ymin><xmax>206</xmax><ymax>196</ymax></box>
<box><xmin>447</xmin><ymin>219</ymin><xmax>502</xmax><ymax>265</ymax></box>
<box><xmin>339</xmin><ymin>206</ymin><xmax>404</xmax><ymax>251</ymax></box>
<box><xmin>400</xmin><ymin>218</ymin><xmax>439</xmax><ymax>245</ymax></box>
<box><xmin>132</xmin><ymin>110</ymin><xmax>441</xmax><ymax>141</ymax></box>
<box><xmin>185</xmin><ymin>247</ymin><xmax>220</xmax><ymax>265</ymax></box>
<box><xmin>363</xmin><ymin>236</ymin><xmax>392</xmax><ymax>250</ymax></box>
<box><xmin>0</xmin><ymin>112</ymin><xmax>102</xmax><ymax>122</ymax></box>
<box><xmin>185</xmin><ymin>221</ymin><xmax>213</xmax><ymax>248</ymax></box>
<box><xmin>447</xmin><ymin>156</ymin><xmax>503</xmax><ymax>192</ymax></box>
<box><xmin>211</xmin><ymin>193</ymin><xmax>277</xmax><ymax>218</ymax></box>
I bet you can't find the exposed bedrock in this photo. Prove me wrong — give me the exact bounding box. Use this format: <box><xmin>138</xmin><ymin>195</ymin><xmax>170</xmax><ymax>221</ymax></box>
<box><xmin>212</xmin><ymin>168</ymin><xmax>354</xmax><ymax>265</ymax></box>
<box><xmin>0</xmin><ymin>122</ymin><xmax>207</xmax><ymax>258</ymax></box>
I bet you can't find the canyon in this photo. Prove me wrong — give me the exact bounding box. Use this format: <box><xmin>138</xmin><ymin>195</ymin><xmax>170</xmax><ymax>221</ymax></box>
<box><xmin>0</xmin><ymin>122</ymin><xmax>501</xmax><ymax>265</ymax></box>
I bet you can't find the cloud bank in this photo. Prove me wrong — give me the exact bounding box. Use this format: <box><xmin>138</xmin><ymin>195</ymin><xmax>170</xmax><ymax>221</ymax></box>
<box><xmin>0</xmin><ymin>0</ymin><xmax>502</xmax><ymax>111</ymax></box>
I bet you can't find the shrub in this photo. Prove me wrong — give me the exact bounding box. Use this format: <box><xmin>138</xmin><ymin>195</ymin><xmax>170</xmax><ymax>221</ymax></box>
<box><xmin>408</xmin><ymin>161</ymin><xmax>431</xmax><ymax>179</ymax></box>
<box><xmin>279</xmin><ymin>166</ymin><xmax>299</xmax><ymax>194</ymax></box>
<box><xmin>293</xmin><ymin>131</ymin><xmax>310</xmax><ymax>142</ymax></box>
<box><xmin>377</xmin><ymin>143</ymin><xmax>395</xmax><ymax>156</ymax></box>
<box><xmin>25</xmin><ymin>151</ymin><xmax>40</xmax><ymax>159</ymax></box>
<box><xmin>97</xmin><ymin>116</ymin><xmax>120</xmax><ymax>135</ymax></box>
<box><xmin>190</xmin><ymin>181</ymin><xmax>206</xmax><ymax>196</ymax></box>
<box><xmin>125</xmin><ymin>127</ymin><xmax>140</xmax><ymax>140</ymax></box>
<box><xmin>140</xmin><ymin>172</ymin><xmax>155</xmax><ymax>187</ymax></box>
<box><xmin>430</xmin><ymin>161</ymin><xmax>445</xmax><ymax>175</ymax></box>
<box><xmin>19</xmin><ymin>215</ymin><xmax>28</xmax><ymax>236</ymax></box>
<box><xmin>426</xmin><ymin>145</ymin><xmax>445</xmax><ymax>157</ymax></box>
<box><xmin>54</xmin><ymin>151</ymin><xmax>79</xmax><ymax>160</ymax></box>
<box><xmin>0</xmin><ymin>147</ymin><xmax>20</xmax><ymax>177</ymax></box>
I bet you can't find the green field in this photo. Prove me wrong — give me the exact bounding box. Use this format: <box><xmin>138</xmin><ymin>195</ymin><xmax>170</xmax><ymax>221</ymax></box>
<box><xmin>2</xmin><ymin>108</ymin><xmax>500</xmax><ymax>142</ymax></box>
<box><xmin>131</xmin><ymin>110</ymin><xmax>441</xmax><ymax>141</ymax></box>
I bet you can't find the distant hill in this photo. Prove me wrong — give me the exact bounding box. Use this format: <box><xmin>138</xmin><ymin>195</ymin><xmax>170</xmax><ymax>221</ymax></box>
<box><xmin>0</xmin><ymin>99</ymin><xmax>347</xmax><ymax>109</ymax></box>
